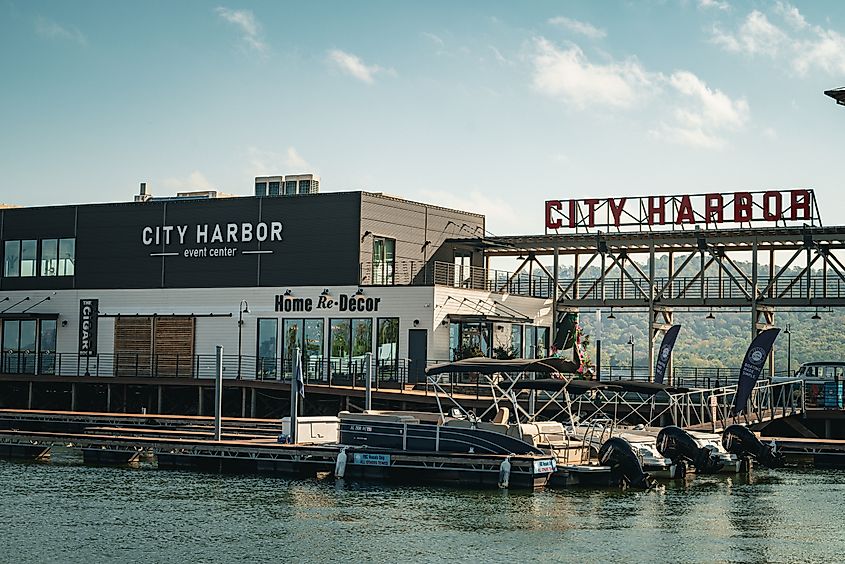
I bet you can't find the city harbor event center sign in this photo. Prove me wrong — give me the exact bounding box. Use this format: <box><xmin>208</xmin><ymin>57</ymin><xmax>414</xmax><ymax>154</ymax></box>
<box><xmin>545</xmin><ymin>189</ymin><xmax>820</xmax><ymax>232</ymax></box>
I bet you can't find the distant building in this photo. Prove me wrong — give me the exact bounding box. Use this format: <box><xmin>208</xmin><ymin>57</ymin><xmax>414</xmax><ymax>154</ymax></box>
<box><xmin>255</xmin><ymin>174</ymin><xmax>319</xmax><ymax>197</ymax></box>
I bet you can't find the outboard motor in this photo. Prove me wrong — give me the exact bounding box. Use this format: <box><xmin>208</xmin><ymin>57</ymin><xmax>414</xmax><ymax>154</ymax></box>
<box><xmin>657</xmin><ymin>426</ymin><xmax>724</xmax><ymax>474</ymax></box>
<box><xmin>722</xmin><ymin>425</ymin><xmax>785</xmax><ymax>469</ymax></box>
<box><xmin>598</xmin><ymin>437</ymin><xmax>654</xmax><ymax>490</ymax></box>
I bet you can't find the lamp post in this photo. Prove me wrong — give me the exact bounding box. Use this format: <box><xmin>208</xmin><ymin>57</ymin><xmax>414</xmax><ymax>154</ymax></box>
<box><xmin>237</xmin><ymin>299</ymin><xmax>250</xmax><ymax>380</ymax></box>
<box><xmin>627</xmin><ymin>335</ymin><xmax>635</xmax><ymax>379</ymax></box>
<box><xmin>785</xmin><ymin>323</ymin><xmax>792</xmax><ymax>375</ymax></box>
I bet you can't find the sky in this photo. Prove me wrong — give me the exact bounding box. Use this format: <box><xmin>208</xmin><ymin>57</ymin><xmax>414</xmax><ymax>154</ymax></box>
<box><xmin>1</xmin><ymin>0</ymin><xmax>844</xmax><ymax>236</ymax></box>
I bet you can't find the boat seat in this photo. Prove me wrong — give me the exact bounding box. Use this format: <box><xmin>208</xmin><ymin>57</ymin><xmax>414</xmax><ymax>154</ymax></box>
<box><xmin>492</xmin><ymin>407</ymin><xmax>510</xmax><ymax>425</ymax></box>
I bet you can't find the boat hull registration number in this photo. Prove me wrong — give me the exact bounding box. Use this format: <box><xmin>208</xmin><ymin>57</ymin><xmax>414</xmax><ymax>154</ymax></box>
<box><xmin>533</xmin><ymin>459</ymin><xmax>556</xmax><ymax>474</ymax></box>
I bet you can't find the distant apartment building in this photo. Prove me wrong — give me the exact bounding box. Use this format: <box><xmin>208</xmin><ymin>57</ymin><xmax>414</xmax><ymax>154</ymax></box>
<box><xmin>255</xmin><ymin>174</ymin><xmax>320</xmax><ymax>197</ymax></box>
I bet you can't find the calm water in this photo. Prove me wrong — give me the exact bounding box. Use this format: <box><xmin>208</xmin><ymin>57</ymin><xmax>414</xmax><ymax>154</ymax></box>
<box><xmin>2</xmin><ymin>449</ymin><xmax>844</xmax><ymax>563</ymax></box>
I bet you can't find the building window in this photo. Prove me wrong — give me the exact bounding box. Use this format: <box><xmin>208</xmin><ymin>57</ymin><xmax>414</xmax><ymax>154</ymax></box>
<box><xmin>376</xmin><ymin>318</ymin><xmax>399</xmax><ymax>380</ymax></box>
<box><xmin>4</xmin><ymin>240</ymin><xmax>21</xmax><ymax>277</ymax></box>
<box><xmin>511</xmin><ymin>325</ymin><xmax>523</xmax><ymax>359</ymax></box>
<box><xmin>5</xmin><ymin>238</ymin><xmax>74</xmax><ymax>278</ymax></box>
<box><xmin>269</xmin><ymin>181</ymin><xmax>280</xmax><ymax>196</ymax></box>
<box><xmin>372</xmin><ymin>236</ymin><xmax>395</xmax><ymax>285</ymax></box>
<box><xmin>298</xmin><ymin>180</ymin><xmax>311</xmax><ymax>194</ymax></box>
<box><xmin>285</xmin><ymin>180</ymin><xmax>297</xmax><ymax>195</ymax></box>
<box><xmin>330</xmin><ymin>318</ymin><xmax>372</xmax><ymax>380</ymax></box>
<box><xmin>255</xmin><ymin>182</ymin><xmax>268</xmax><ymax>197</ymax></box>
<box><xmin>283</xmin><ymin>318</ymin><xmax>324</xmax><ymax>380</ymax></box>
<box><xmin>522</xmin><ymin>325</ymin><xmax>549</xmax><ymax>359</ymax></box>
<box><xmin>257</xmin><ymin>318</ymin><xmax>278</xmax><ymax>378</ymax></box>
<box><xmin>58</xmin><ymin>238</ymin><xmax>75</xmax><ymax>276</ymax></box>
<box><xmin>450</xmin><ymin>321</ymin><xmax>492</xmax><ymax>359</ymax></box>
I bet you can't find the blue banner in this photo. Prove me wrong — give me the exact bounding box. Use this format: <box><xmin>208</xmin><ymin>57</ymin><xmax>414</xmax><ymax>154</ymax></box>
<box><xmin>654</xmin><ymin>324</ymin><xmax>682</xmax><ymax>385</ymax></box>
<box><xmin>732</xmin><ymin>328</ymin><xmax>780</xmax><ymax>415</ymax></box>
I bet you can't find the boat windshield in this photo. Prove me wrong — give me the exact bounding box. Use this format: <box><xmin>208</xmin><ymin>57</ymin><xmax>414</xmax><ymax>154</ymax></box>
<box><xmin>796</xmin><ymin>363</ymin><xmax>845</xmax><ymax>380</ymax></box>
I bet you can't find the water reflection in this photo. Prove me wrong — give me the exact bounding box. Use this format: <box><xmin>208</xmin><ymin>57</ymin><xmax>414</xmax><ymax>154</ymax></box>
<box><xmin>3</xmin><ymin>459</ymin><xmax>845</xmax><ymax>563</ymax></box>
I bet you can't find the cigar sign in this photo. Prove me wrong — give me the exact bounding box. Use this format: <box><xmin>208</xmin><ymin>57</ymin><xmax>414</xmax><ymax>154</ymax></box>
<box><xmin>545</xmin><ymin>189</ymin><xmax>820</xmax><ymax>232</ymax></box>
<box><xmin>78</xmin><ymin>299</ymin><xmax>98</xmax><ymax>356</ymax></box>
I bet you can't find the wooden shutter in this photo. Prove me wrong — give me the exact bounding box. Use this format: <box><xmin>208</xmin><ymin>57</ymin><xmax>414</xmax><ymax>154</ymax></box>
<box><xmin>114</xmin><ymin>317</ymin><xmax>153</xmax><ymax>377</ymax></box>
<box><xmin>153</xmin><ymin>317</ymin><xmax>195</xmax><ymax>377</ymax></box>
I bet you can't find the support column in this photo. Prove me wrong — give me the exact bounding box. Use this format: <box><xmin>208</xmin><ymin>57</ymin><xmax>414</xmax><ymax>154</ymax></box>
<box><xmin>198</xmin><ymin>386</ymin><xmax>204</xmax><ymax>416</ymax></box>
<box><xmin>648</xmin><ymin>243</ymin><xmax>656</xmax><ymax>383</ymax></box>
<box><xmin>106</xmin><ymin>384</ymin><xmax>112</xmax><ymax>412</ymax></box>
<box><xmin>751</xmin><ymin>240</ymin><xmax>758</xmax><ymax>339</ymax></box>
<box><xmin>70</xmin><ymin>383</ymin><xmax>76</xmax><ymax>411</ymax></box>
<box><xmin>27</xmin><ymin>382</ymin><xmax>33</xmax><ymax>410</ymax></box>
<box><xmin>241</xmin><ymin>387</ymin><xmax>247</xmax><ymax>418</ymax></box>
<box><xmin>157</xmin><ymin>385</ymin><xmax>163</xmax><ymax>414</ymax></box>
<box><xmin>552</xmin><ymin>246</ymin><xmax>559</xmax><ymax>352</ymax></box>
<box><xmin>250</xmin><ymin>387</ymin><xmax>257</xmax><ymax>418</ymax></box>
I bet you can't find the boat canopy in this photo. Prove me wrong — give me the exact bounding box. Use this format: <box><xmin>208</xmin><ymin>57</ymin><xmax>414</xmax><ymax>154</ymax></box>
<box><xmin>425</xmin><ymin>357</ymin><xmax>580</xmax><ymax>376</ymax></box>
<box><xmin>509</xmin><ymin>378</ymin><xmax>619</xmax><ymax>394</ymax></box>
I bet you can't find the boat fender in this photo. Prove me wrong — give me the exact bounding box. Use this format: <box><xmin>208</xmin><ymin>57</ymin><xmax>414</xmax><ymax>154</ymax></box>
<box><xmin>335</xmin><ymin>447</ymin><xmax>348</xmax><ymax>479</ymax></box>
<box><xmin>498</xmin><ymin>457</ymin><xmax>512</xmax><ymax>489</ymax></box>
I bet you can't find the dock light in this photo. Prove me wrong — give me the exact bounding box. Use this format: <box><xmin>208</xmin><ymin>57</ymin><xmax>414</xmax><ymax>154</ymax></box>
<box><xmin>607</xmin><ymin>308</ymin><xmax>616</xmax><ymax>320</ymax></box>
<box><xmin>812</xmin><ymin>307</ymin><xmax>822</xmax><ymax>320</ymax></box>
<box><xmin>321</xmin><ymin>289</ymin><xmax>331</xmax><ymax>296</ymax></box>
<box><xmin>355</xmin><ymin>288</ymin><xmax>365</xmax><ymax>296</ymax></box>
<box><xmin>237</xmin><ymin>299</ymin><xmax>250</xmax><ymax>380</ymax></box>
<box><xmin>706</xmin><ymin>308</ymin><xmax>715</xmax><ymax>320</ymax></box>
<box><xmin>284</xmin><ymin>289</ymin><xmax>292</xmax><ymax>296</ymax></box>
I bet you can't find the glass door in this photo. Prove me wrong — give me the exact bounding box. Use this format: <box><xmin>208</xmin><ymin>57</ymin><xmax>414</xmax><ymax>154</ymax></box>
<box><xmin>1</xmin><ymin>319</ymin><xmax>37</xmax><ymax>374</ymax></box>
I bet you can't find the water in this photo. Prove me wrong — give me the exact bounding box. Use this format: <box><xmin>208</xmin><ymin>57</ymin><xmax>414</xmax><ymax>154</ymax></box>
<box><xmin>3</xmin><ymin>450</ymin><xmax>844</xmax><ymax>563</ymax></box>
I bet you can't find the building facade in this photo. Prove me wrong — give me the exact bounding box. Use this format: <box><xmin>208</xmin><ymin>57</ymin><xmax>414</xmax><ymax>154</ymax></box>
<box><xmin>0</xmin><ymin>190</ymin><xmax>551</xmax><ymax>385</ymax></box>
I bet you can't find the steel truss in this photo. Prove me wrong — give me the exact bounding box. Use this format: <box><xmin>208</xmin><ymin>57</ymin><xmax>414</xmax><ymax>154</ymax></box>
<box><xmin>479</xmin><ymin>225</ymin><xmax>845</xmax><ymax>381</ymax></box>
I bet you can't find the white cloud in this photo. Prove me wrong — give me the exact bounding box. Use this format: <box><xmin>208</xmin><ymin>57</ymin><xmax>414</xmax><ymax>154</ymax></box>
<box><xmin>530</xmin><ymin>37</ymin><xmax>748</xmax><ymax>149</ymax></box>
<box><xmin>34</xmin><ymin>17</ymin><xmax>86</xmax><ymax>45</ymax></box>
<box><xmin>698</xmin><ymin>0</ymin><xmax>730</xmax><ymax>11</ymax></box>
<box><xmin>548</xmin><ymin>16</ymin><xmax>607</xmax><ymax>40</ymax></box>
<box><xmin>488</xmin><ymin>45</ymin><xmax>510</xmax><ymax>65</ymax></box>
<box><xmin>711</xmin><ymin>4</ymin><xmax>845</xmax><ymax>76</ymax></box>
<box><xmin>327</xmin><ymin>49</ymin><xmax>391</xmax><ymax>84</ymax></box>
<box><xmin>530</xmin><ymin>37</ymin><xmax>656</xmax><ymax>109</ymax></box>
<box><xmin>215</xmin><ymin>7</ymin><xmax>266</xmax><ymax>53</ymax></box>
<box><xmin>247</xmin><ymin>146</ymin><xmax>313</xmax><ymax>175</ymax></box>
<box><xmin>652</xmin><ymin>71</ymin><xmax>749</xmax><ymax>149</ymax></box>
<box><xmin>418</xmin><ymin>189</ymin><xmax>526</xmax><ymax>235</ymax></box>
<box><xmin>162</xmin><ymin>171</ymin><xmax>214</xmax><ymax>191</ymax></box>
<box><xmin>421</xmin><ymin>32</ymin><xmax>444</xmax><ymax>48</ymax></box>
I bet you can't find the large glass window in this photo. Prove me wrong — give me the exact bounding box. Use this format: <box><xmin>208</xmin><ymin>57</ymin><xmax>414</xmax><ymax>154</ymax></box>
<box><xmin>511</xmin><ymin>325</ymin><xmax>523</xmax><ymax>359</ymax></box>
<box><xmin>39</xmin><ymin>320</ymin><xmax>57</xmax><ymax>375</ymax></box>
<box><xmin>4</xmin><ymin>240</ymin><xmax>20</xmax><ymax>277</ymax></box>
<box><xmin>524</xmin><ymin>325</ymin><xmax>537</xmax><ymax>358</ymax></box>
<box><xmin>255</xmin><ymin>182</ymin><xmax>267</xmax><ymax>197</ymax></box>
<box><xmin>285</xmin><ymin>180</ymin><xmax>297</xmax><ymax>195</ymax></box>
<box><xmin>451</xmin><ymin>321</ymin><xmax>492</xmax><ymax>359</ymax></box>
<box><xmin>257</xmin><ymin>318</ymin><xmax>278</xmax><ymax>378</ymax></box>
<box><xmin>41</xmin><ymin>239</ymin><xmax>58</xmax><ymax>276</ymax></box>
<box><xmin>269</xmin><ymin>181</ymin><xmax>280</xmax><ymax>196</ymax></box>
<box><xmin>283</xmin><ymin>319</ymin><xmax>302</xmax><ymax>379</ymax></box>
<box><xmin>372</xmin><ymin>236</ymin><xmax>395</xmax><ymax>285</ymax></box>
<box><xmin>377</xmin><ymin>318</ymin><xmax>399</xmax><ymax>379</ymax></box>
<box><xmin>1</xmin><ymin>319</ymin><xmax>37</xmax><ymax>374</ymax></box>
<box><xmin>536</xmin><ymin>327</ymin><xmax>549</xmax><ymax>358</ymax></box>
<box><xmin>20</xmin><ymin>240</ymin><xmax>37</xmax><ymax>277</ymax></box>
<box><xmin>303</xmin><ymin>319</ymin><xmax>324</xmax><ymax>380</ymax></box>
<box><xmin>330</xmin><ymin>318</ymin><xmax>373</xmax><ymax>380</ymax></box>
<box><xmin>58</xmin><ymin>238</ymin><xmax>75</xmax><ymax>276</ymax></box>
<box><xmin>449</xmin><ymin>321</ymin><xmax>459</xmax><ymax>360</ymax></box>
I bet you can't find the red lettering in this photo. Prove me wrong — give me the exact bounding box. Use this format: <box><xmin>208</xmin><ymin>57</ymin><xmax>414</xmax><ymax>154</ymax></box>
<box><xmin>763</xmin><ymin>191</ymin><xmax>782</xmax><ymax>221</ymax></box>
<box><xmin>584</xmin><ymin>199</ymin><xmax>600</xmax><ymax>227</ymax></box>
<box><xmin>734</xmin><ymin>192</ymin><xmax>752</xmax><ymax>222</ymax></box>
<box><xmin>568</xmin><ymin>199</ymin><xmax>577</xmax><ymax>228</ymax></box>
<box><xmin>790</xmin><ymin>189</ymin><xmax>811</xmax><ymax>220</ymax></box>
<box><xmin>608</xmin><ymin>198</ymin><xmax>627</xmax><ymax>226</ymax></box>
<box><xmin>705</xmin><ymin>194</ymin><xmax>723</xmax><ymax>224</ymax></box>
<box><xmin>648</xmin><ymin>196</ymin><xmax>665</xmax><ymax>225</ymax></box>
<box><xmin>545</xmin><ymin>200</ymin><xmax>562</xmax><ymax>229</ymax></box>
<box><xmin>675</xmin><ymin>195</ymin><xmax>695</xmax><ymax>224</ymax></box>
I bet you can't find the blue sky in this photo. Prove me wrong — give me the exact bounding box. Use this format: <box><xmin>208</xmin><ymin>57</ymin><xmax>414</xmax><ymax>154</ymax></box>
<box><xmin>2</xmin><ymin>0</ymin><xmax>844</xmax><ymax>235</ymax></box>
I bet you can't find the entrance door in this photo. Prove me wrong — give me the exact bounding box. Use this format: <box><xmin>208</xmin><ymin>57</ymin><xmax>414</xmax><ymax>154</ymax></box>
<box><xmin>1</xmin><ymin>319</ymin><xmax>37</xmax><ymax>374</ymax></box>
<box><xmin>408</xmin><ymin>329</ymin><xmax>428</xmax><ymax>384</ymax></box>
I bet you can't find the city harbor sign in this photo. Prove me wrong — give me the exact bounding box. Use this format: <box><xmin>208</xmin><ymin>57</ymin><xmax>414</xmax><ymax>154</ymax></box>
<box><xmin>141</xmin><ymin>221</ymin><xmax>283</xmax><ymax>258</ymax></box>
<box><xmin>544</xmin><ymin>189</ymin><xmax>820</xmax><ymax>232</ymax></box>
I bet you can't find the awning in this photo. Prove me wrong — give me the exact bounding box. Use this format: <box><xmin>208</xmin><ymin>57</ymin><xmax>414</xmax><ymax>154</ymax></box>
<box><xmin>447</xmin><ymin>313</ymin><xmax>531</xmax><ymax>324</ymax></box>
<box><xmin>510</xmin><ymin>378</ymin><xmax>621</xmax><ymax>394</ymax></box>
<box><xmin>0</xmin><ymin>312</ymin><xmax>60</xmax><ymax>320</ymax></box>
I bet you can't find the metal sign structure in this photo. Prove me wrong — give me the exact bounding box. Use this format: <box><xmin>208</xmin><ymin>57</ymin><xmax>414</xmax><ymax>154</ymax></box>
<box><xmin>545</xmin><ymin>189</ymin><xmax>821</xmax><ymax>233</ymax></box>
